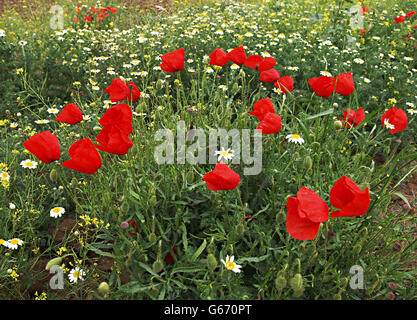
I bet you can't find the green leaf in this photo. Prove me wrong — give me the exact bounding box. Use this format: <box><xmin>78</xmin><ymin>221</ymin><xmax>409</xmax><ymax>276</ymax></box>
<box><xmin>305</xmin><ymin>108</ymin><xmax>334</xmax><ymax>120</ymax></box>
<box><xmin>191</xmin><ymin>239</ymin><xmax>207</xmax><ymax>262</ymax></box>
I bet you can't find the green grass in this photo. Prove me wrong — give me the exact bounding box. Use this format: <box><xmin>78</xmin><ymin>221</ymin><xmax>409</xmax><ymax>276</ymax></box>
<box><xmin>0</xmin><ymin>0</ymin><xmax>416</xmax><ymax>300</ymax></box>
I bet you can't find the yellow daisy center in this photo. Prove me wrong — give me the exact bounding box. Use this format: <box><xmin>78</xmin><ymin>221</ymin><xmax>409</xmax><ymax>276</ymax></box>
<box><xmin>52</xmin><ymin>208</ymin><xmax>61</xmax><ymax>213</ymax></box>
<box><xmin>225</xmin><ymin>261</ymin><xmax>235</xmax><ymax>270</ymax></box>
<box><xmin>1</xmin><ymin>172</ymin><xmax>8</xmax><ymax>179</ymax></box>
<box><xmin>10</xmin><ymin>239</ymin><xmax>19</xmax><ymax>245</ymax></box>
<box><xmin>26</xmin><ymin>162</ymin><xmax>33</xmax><ymax>167</ymax></box>
<box><xmin>73</xmin><ymin>271</ymin><xmax>80</xmax><ymax>278</ymax></box>
<box><xmin>220</xmin><ymin>151</ymin><xmax>230</xmax><ymax>157</ymax></box>
<box><xmin>291</xmin><ymin>134</ymin><xmax>300</xmax><ymax>140</ymax></box>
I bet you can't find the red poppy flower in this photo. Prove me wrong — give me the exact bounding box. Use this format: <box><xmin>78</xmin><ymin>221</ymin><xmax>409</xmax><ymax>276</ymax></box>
<box><xmin>99</xmin><ymin>103</ymin><xmax>133</xmax><ymax>135</ymax></box>
<box><xmin>394</xmin><ymin>16</ymin><xmax>405</xmax><ymax>23</ymax></box>
<box><xmin>23</xmin><ymin>131</ymin><xmax>61</xmax><ymax>164</ymax></box>
<box><xmin>61</xmin><ymin>138</ymin><xmax>102</xmax><ymax>174</ymax></box>
<box><xmin>406</xmin><ymin>11</ymin><xmax>416</xmax><ymax>18</ymax></box>
<box><xmin>361</xmin><ymin>6</ymin><xmax>369</xmax><ymax>15</ymax></box>
<box><xmin>202</xmin><ymin>162</ymin><xmax>240</xmax><ymax>191</ymax></box>
<box><xmin>160</xmin><ymin>48</ymin><xmax>185</xmax><ymax>73</ymax></box>
<box><xmin>260</xmin><ymin>69</ymin><xmax>280</xmax><ymax>83</ymax></box>
<box><xmin>381</xmin><ymin>107</ymin><xmax>408</xmax><ymax>134</ymax></box>
<box><xmin>249</xmin><ymin>98</ymin><xmax>275</xmax><ymax>121</ymax></box>
<box><xmin>244</xmin><ymin>55</ymin><xmax>264</xmax><ymax>70</ymax></box>
<box><xmin>335</xmin><ymin>72</ymin><xmax>355</xmax><ymax>96</ymax></box>
<box><xmin>209</xmin><ymin>48</ymin><xmax>229</xmax><ymax>66</ymax></box>
<box><xmin>256</xmin><ymin>112</ymin><xmax>282</xmax><ymax>134</ymax></box>
<box><xmin>128</xmin><ymin>220</ymin><xmax>138</xmax><ymax>236</ymax></box>
<box><xmin>340</xmin><ymin>107</ymin><xmax>365</xmax><ymax>128</ymax></box>
<box><xmin>104</xmin><ymin>78</ymin><xmax>141</xmax><ymax>103</ymax></box>
<box><xmin>274</xmin><ymin>76</ymin><xmax>294</xmax><ymax>94</ymax></box>
<box><xmin>226</xmin><ymin>46</ymin><xmax>247</xmax><ymax>65</ymax></box>
<box><xmin>308</xmin><ymin>76</ymin><xmax>336</xmax><ymax>98</ymax></box>
<box><xmin>73</xmin><ymin>17</ymin><xmax>79</xmax><ymax>23</ymax></box>
<box><xmin>55</xmin><ymin>103</ymin><xmax>83</xmax><ymax>125</ymax></box>
<box><xmin>330</xmin><ymin>176</ymin><xmax>370</xmax><ymax>218</ymax></box>
<box><xmin>84</xmin><ymin>14</ymin><xmax>91</xmax><ymax>23</ymax></box>
<box><xmin>165</xmin><ymin>246</ymin><xmax>177</xmax><ymax>264</ymax></box>
<box><xmin>96</xmin><ymin>126</ymin><xmax>133</xmax><ymax>155</ymax></box>
<box><xmin>360</xmin><ymin>29</ymin><xmax>366</xmax><ymax>36</ymax></box>
<box><xmin>258</xmin><ymin>57</ymin><xmax>276</xmax><ymax>72</ymax></box>
<box><xmin>286</xmin><ymin>186</ymin><xmax>329</xmax><ymax>240</ymax></box>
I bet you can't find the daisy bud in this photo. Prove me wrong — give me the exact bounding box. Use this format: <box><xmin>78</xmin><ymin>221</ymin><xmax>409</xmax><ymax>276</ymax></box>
<box><xmin>98</xmin><ymin>282</ymin><xmax>110</xmax><ymax>295</ymax></box>
<box><xmin>334</xmin><ymin>120</ymin><xmax>343</xmax><ymax>129</ymax></box>
<box><xmin>49</xmin><ymin>168</ymin><xmax>59</xmax><ymax>182</ymax></box>
<box><xmin>45</xmin><ymin>257</ymin><xmax>63</xmax><ymax>271</ymax></box>
<box><xmin>152</xmin><ymin>259</ymin><xmax>164</xmax><ymax>273</ymax></box>
<box><xmin>275</xmin><ymin>275</ymin><xmax>287</xmax><ymax>290</ymax></box>
<box><xmin>206</xmin><ymin>253</ymin><xmax>218</xmax><ymax>272</ymax></box>
<box><xmin>9</xmin><ymin>203</ymin><xmax>16</xmax><ymax>210</ymax></box>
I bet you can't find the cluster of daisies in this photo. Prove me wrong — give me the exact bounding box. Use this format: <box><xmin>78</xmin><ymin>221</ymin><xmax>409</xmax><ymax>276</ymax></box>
<box><xmin>0</xmin><ymin>238</ymin><xmax>24</xmax><ymax>250</ymax></box>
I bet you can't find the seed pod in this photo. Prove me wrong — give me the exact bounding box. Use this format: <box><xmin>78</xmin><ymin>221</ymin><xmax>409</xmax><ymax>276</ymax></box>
<box><xmin>232</xmin><ymin>82</ymin><xmax>239</xmax><ymax>93</ymax></box>
<box><xmin>93</xmin><ymin>126</ymin><xmax>102</xmax><ymax>132</ymax></box>
<box><xmin>45</xmin><ymin>257</ymin><xmax>63</xmax><ymax>271</ymax></box>
<box><xmin>156</xmin><ymin>79</ymin><xmax>163</xmax><ymax>90</ymax></box>
<box><xmin>206</xmin><ymin>253</ymin><xmax>218</xmax><ymax>272</ymax></box>
<box><xmin>148</xmin><ymin>233</ymin><xmax>157</xmax><ymax>243</ymax></box>
<box><xmin>152</xmin><ymin>259</ymin><xmax>164</xmax><ymax>273</ymax></box>
<box><xmin>275</xmin><ymin>275</ymin><xmax>287</xmax><ymax>290</ymax></box>
<box><xmin>303</xmin><ymin>155</ymin><xmax>313</xmax><ymax>171</ymax></box>
<box><xmin>275</xmin><ymin>210</ymin><xmax>286</xmax><ymax>224</ymax></box>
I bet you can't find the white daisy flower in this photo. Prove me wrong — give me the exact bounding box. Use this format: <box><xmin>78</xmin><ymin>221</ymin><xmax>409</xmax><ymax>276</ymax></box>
<box><xmin>221</xmin><ymin>255</ymin><xmax>242</xmax><ymax>273</ymax></box>
<box><xmin>0</xmin><ymin>29</ymin><xmax>5</xmax><ymax>37</ymax></box>
<box><xmin>35</xmin><ymin>119</ymin><xmax>50</xmax><ymax>124</ymax></box>
<box><xmin>320</xmin><ymin>71</ymin><xmax>332</xmax><ymax>77</ymax></box>
<box><xmin>407</xmin><ymin>109</ymin><xmax>416</xmax><ymax>115</ymax></box>
<box><xmin>10</xmin><ymin>122</ymin><xmax>18</xmax><ymax>128</ymax></box>
<box><xmin>20</xmin><ymin>159</ymin><xmax>38</xmax><ymax>169</ymax></box>
<box><xmin>47</xmin><ymin>108</ymin><xmax>60</xmax><ymax>114</ymax></box>
<box><xmin>0</xmin><ymin>239</ymin><xmax>10</xmax><ymax>248</ymax></box>
<box><xmin>354</xmin><ymin>58</ymin><xmax>364</xmax><ymax>64</ymax></box>
<box><xmin>215</xmin><ymin>148</ymin><xmax>235</xmax><ymax>162</ymax></box>
<box><xmin>7</xmin><ymin>238</ymin><xmax>23</xmax><ymax>250</ymax></box>
<box><xmin>50</xmin><ymin>207</ymin><xmax>65</xmax><ymax>218</ymax></box>
<box><xmin>18</xmin><ymin>40</ymin><xmax>27</xmax><ymax>46</ymax></box>
<box><xmin>286</xmin><ymin>134</ymin><xmax>305</xmax><ymax>145</ymax></box>
<box><xmin>68</xmin><ymin>267</ymin><xmax>86</xmax><ymax>283</ymax></box>
<box><xmin>1</xmin><ymin>171</ymin><xmax>10</xmax><ymax>181</ymax></box>
<box><xmin>384</xmin><ymin>118</ymin><xmax>395</xmax><ymax>130</ymax></box>
<box><xmin>230</xmin><ymin>64</ymin><xmax>240</xmax><ymax>70</ymax></box>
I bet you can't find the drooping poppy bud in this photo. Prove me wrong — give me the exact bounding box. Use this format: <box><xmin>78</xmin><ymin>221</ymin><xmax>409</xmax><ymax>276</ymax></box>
<box><xmin>202</xmin><ymin>162</ymin><xmax>240</xmax><ymax>191</ymax></box>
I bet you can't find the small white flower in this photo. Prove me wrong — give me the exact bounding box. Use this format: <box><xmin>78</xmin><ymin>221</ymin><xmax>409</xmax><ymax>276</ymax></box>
<box><xmin>363</xmin><ymin>77</ymin><xmax>371</xmax><ymax>83</ymax></box>
<box><xmin>215</xmin><ymin>148</ymin><xmax>235</xmax><ymax>162</ymax></box>
<box><xmin>221</xmin><ymin>255</ymin><xmax>242</xmax><ymax>273</ymax></box>
<box><xmin>50</xmin><ymin>207</ymin><xmax>65</xmax><ymax>218</ymax></box>
<box><xmin>47</xmin><ymin>108</ymin><xmax>60</xmax><ymax>114</ymax></box>
<box><xmin>0</xmin><ymin>29</ymin><xmax>6</xmax><ymax>37</ymax></box>
<box><xmin>286</xmin><ymin>134</ymin><xmax>305</xmax><ymax>145</ymax></box>
<box><xmin>68</xmin><ymin>267</ymin><xmax>86</xmax><ymax>283</ymax></box>
<box><xmin>20</xmin><ymin>159</ymin><xmax>38</xmax><ymax>169</ymax></box>
<box><xmin>384</xmin><ymin>118</ymin><xmax>395</xmax><ymax>130</ymax></box>
<box><xmin>10</xmin><ymin>122</ymin><xmax>18</xmax><ymax>128</ymax></box>
<box><xmin>230</xmin><ymin>64</ymin><xmax>240</xmax><ymax>70</ymax></box>
<box><xmin>354</xmin><ymin>58</ymin><xmax>364</xmax><ymax>64</ymax></box>
<box><xmin>18</xmin><ymin>40</ymin><xmax>27</xmax><ymax>46</ymax></box>
<box><xmin>7</xmin><ymin>238</ymin><xmax>23</xmax><ymax>250</ymax></box>
<box><xmin>205</xmin><ymin>67</ymin><xmax>214</xmax><ymax>73</ymax></box>
<box><xmin>35</xmin><ymin>119</ymin><xmax>50</xmax><ymax>124</ymax></box>
<box><xmin>1</xmin><ymin>171</ymin><xmax>10</xmax><ymax>181</ymax></box>
<box><xmin>320</xmin><ymin>71</ymin><xmax>332</xmax><ymax>77</ymax></box>
<box><xmin>407</xmin><ymin>108</ymin><xmax>416</xmax><ymax>115</ymax></box>
<box><xmin>9</xmin><ymin>203</ymin><xmax>16</xmax><ymax>210</ymax></box>
<box><xmin>0</xmin><ymin>239</ymin><xmax>10</xmax><ymax>247</ymax></box>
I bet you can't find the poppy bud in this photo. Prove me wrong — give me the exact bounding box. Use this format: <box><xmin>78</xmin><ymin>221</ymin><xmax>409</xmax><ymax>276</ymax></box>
<box><xmin>290</xmin><ymin>273</ymin><xmax>304</xmax><ymax>291</ymax></box>
<box><xmin>148</xmin><ymin>233</ymin><xmax>157</xmax><ymax>242</ymax></box>
<box><xmin>93</xmin><ymin>126</ymin><xmax>102</xmax><ymax>131</ymax></box>
<box><xmin>333</xmin><ymin>293</ymin><xmax>342</xmax><ymax>300</ymax></box>
<box><xmin>49</xmin><ymin>168</ymin><xmax>59</xmax><ymax>182</ymax></box>
<box><xmin>152</xmin><ymin>259</ymin><xmax>164</xmax><ymax>273</ymax></box>
<box><xmin>302</xmin><ymin>156</ymin><xmax>313</xmax><ymax>171</ymax></box>
<box><xmin>235</xmin><ymin>223</ymin><xmax>245</xmax><ymax>238</ymax></box>
<box><xmin>206</xmin><ymin>253</ymin><xmax>218</xmax><ymax>272</ymax></box>
<box><xmin>275</xmin><ymin>275</ymin><xmax>287</xmax><ymax>290</ymax></box>
<box><xmin>238</xmin><ymin>69</ymin><xmax>245</xmax><ymax>79</ymax></box>
<box><xmin>334</xmin><ymin>120</ymin><xmax>343</xmax><ymax>129</ymax></box>
<box><xmin>98</xmin><ymin>282</ymin><xmax>110</xmax><ymax>295</ymax></box>
<box><xmin>45</xmin><ymin>257</ymin><xmax>63</xmax><ymax>270</ymax></box>
<box><xmin>70</xmin><ymin>177</ymin><xmax>78</xmax><ymax>188</ymax></box>
<box><xmin>232</xmin><ymin>82</ymin><xmax>239</xmax><ymax>93</ymax></box>
<box><xmin>120</xmin><ymin>201</ymin><xmax>130</xmax><ymax>213</ymax></box>
<box><xmin>388</xmin><ymin>282</ymin><xmax>398</xmax><ymax>290</ymax></box>
<box><xmin>185</xmin><ymin>170</ymin><xmax>194</xmax><ymax>184</ymax></box>
<box><xmin>275</xmin><ymin>210</ymin><xmax>286</xmax><ymax>224</ymax></box>
<box><xmin>156</xmin><ymin>79</ymin><xmax>163</xmax><ymax>90</ymax></box>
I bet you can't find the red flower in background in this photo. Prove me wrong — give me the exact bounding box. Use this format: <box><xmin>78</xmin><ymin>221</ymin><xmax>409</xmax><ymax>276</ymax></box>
<box><xmin>244</xmin><ymin>55</ymin><xmax>264</xmax><ymax>70</ymax></box>
<box><xmin>84</xmin><ymin>14</ymin><xmax>91</xmax><ymax>23</ymax></box>
<box><xmin>209</xmin><ymin>49</ymin><xmax>229</xmax><ymax>66</ymax></box>
<box><xmin>335</xmin><ymin>72</ymin><xmax>355</xmax><ymax>96</ymax></box>
<box><xmin>61</xmin><ymin>138</ymin><xmax>102</xmax><ymax>174</ymax></box>
<box><xmin>406</xmin><ymin>11</ymin><xmax>416</xmax><ymax>18</ymax></box>
<box><xmin>381</xmin><ymin>107</ymin><xmax>408</xmax><ymax>134</ymax></box>
<box><xmin>256</xmin><ymin>112</ymin><xmax>282</xmax><ymax>134</ymax></box>
<box><xmin>341</xmin><ymin>107</ymin><xmax>365</xmax><ymax>128</ymax></box>
<box><xmin>249</xmin><ymin>97</ymin><xmax>275</xmax><ymax>121</ymax></box>
<box><xmin>128</xmin><ymin>220</ymin><xmax>138</xmax><ymax>236</ymax></box>
<box><xmin>259</xmin><ymin>69</ymin><xmax>280</xmax><ymax>82</ymax></box>
<box><xmin>361</xmin><ymin>6</ymin><xmax>369</xmax><ymax>15</ymax></box>
<box><xmin>360</xmin><ymin>29</ymin><xmax>366</xmax><ymax>36</ymax></box>
<box><xmin>99</xmin><ymin>103</ymin><xmax>133</xmax><ymax>135</ymax></box>
<box><xmin>274</xmin><ymin>75</ymin><xmax>294</xmax><ymax>94</ymax></box>
<box><xmin>23</xmin><ymin>131</ymin><xmax>61</xmax><ymax>164</ymax></box>
<box><xmin>308</xmin><ymin>76</ymin><xmax>335</xmax><ymax>98</ymax></box>
<box><xmin>226</xmin><ymin>46</ymin><xmax>247</xmax><ymax>65</ymax></box>
<box><xmin>165</xmin><ymin>246</ymin><xmax>177</xmax><ymax>264</ymax></box>
<box><xmin>202</xmin><ymin>162</ymin><xmax>240</xmax><ymax>191</ymax></box>
<box><xmin>286</xmin><ymin>186</ymin><xmax>329</xmax><ymax>240</ymax></box>
<box><xmin>55</xmin><ymin>103</ymin><xmax>83</xmax><ymax>125</ymax></box>
<box><xmin>104</xmin><ymin>78</ymin><xmax>141</xmax><ymax>103</ymax></box>
<box><xmin>330</xmin><ymin>176</ymin><xmax>370</xmax><ymax>218</ymax></box>
<box><xmin>160</xmin><ymin>48</ymin><xmax>185</xmax><ymax>73</ymax></box>
<box><xmin>394</xmin><ymin>16</ymin><xmax>405</xmax><ymax>23</ymax></box>
<box><xmin>95</xmin><ymin>126</ymin><xmax>133</xmax><ymax>155</ymax></box>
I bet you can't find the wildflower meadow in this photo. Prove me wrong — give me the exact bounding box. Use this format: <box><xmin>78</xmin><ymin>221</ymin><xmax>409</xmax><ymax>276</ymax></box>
<box><xmin>0</xmin><ymin>0</ymin><xmax>416</xmax><ymax>302</ymax></box>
